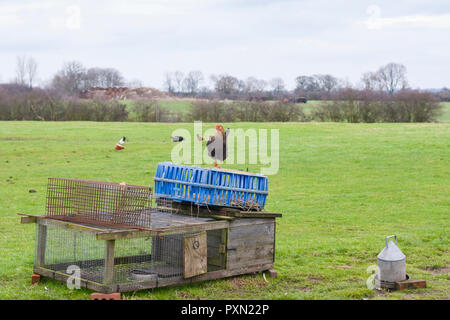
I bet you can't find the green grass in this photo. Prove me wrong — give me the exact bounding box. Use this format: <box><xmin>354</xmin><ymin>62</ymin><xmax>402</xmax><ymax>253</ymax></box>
<box><xmin>0</xmin><ymin>121</ymin><xmax>449</xmax><ymax>300</ymax></box>
<box><xmin>439</xmin><ymin>102</ymin><xmax>450</xmax><ymax>122</ymax></box>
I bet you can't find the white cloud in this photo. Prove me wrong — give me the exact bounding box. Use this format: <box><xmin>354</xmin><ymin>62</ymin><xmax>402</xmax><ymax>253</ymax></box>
<box><xmin>50</xmin><ymin>5</ymin><xmax>81</xmax><ymax>30</ymax></box>
<box><xmin>0</xmin><ymin>1</ymin><xmax>449</xmax><ymax>88</ymax></box>
<box><xmin>365</xmin><ymin>5</ymin><xmax>450</xmax><ymax>30</ymax></box>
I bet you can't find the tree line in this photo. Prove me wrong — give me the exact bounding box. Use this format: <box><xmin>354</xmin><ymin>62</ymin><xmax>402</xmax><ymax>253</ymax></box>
<box><xmin>0</xmin><ymin>56</ymin><xmax>445</xmax><ymax>123</ymax></box>
<box><xmin>3</xmin><ymin>55</ymin><xmax>448</xmax><ymax>101</ymax></box>
<box><xmin>0</xmin><ymin>86</ymin><xmax>441</xmax><ymax>123</ymax></box>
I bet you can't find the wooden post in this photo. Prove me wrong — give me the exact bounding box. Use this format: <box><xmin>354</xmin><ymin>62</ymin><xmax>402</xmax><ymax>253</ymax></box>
<box><xmin>36</xmin><ymin>224</ymin><xmax>47</xmax><ymax>267</ymax></box>
<box><xmin>221</xmin><ymin>228</ymin><xmax>228</xmax><ymax>269</ymax></box>
<box><xmin>104</xmin><ymin>240</ymin><xmax>115</xmax><ymax>285</ymax></box>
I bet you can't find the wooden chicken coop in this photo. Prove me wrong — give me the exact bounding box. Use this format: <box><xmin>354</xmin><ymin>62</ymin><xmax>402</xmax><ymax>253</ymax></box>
<box><xmin>20</xmin><ymin>172</ymin><xmax>281</xmax><ymax>296</ymax></box>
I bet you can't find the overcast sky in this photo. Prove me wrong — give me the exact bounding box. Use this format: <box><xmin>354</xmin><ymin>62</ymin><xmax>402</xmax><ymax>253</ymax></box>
<box><xmin>1</xmin><ymin>0</ymin><xmax>449</xmax><ymax>89</ymax></box>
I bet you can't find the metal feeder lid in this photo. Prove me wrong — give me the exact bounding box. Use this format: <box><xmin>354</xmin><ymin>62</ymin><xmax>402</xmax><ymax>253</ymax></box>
<box><xmin>377</xmin><ymin>235</ymin><xmax>406</xmax><ymax>262</ymax></box>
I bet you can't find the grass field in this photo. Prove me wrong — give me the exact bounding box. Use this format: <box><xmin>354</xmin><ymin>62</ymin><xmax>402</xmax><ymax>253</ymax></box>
<box><xmin>439</xmin><ymin>102</ymin><xmax>450</xmax><ymax>122</ymax></box>
<box><xmin>0</xmin><ymin>121</ymin><xmax>449</xmax><ymax>300</ymax></box>
<box><xmin>124</xmin><ymin>100</ymin><xmax>450</xmax><ymax>122</ymax></box>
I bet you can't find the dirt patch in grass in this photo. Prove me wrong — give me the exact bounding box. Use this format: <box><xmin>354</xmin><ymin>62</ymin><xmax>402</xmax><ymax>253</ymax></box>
<box><xmin>307</xmin><ymin>276</ymin><xmax>323</xmax><ymax>283</ymax></box>
<box><xmin>328</xmin><ymin>265</ymin><xmax>353</xmax><ymax>269</ymax></box>
<box><xmin>175</xmin><ymin>291</ymin><xmax>198</xmax><ymax>300</ymax></box>
<box><xmin>425</xmin><ymin>265</ymin><xmax>450</xmax><ymax>275</ymax></box>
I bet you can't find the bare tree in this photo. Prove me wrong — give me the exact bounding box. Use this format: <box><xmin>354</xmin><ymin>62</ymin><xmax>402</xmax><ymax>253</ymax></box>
<box><xmin>15</xmin><ymin>55</ymin><xmax>27</xmax><ymax>86</ymax></box>
<box><xmin>51</xmin><ymin>61</ymin><xmax>86</xmax><ymax>95</ymax></box>
<box><xmin>182</xmin><ymin>70</ymin><xmax>204</xmax><ymax>96</ymax></box>
<box><xmin>163</xmin><ymin>72</ymin><xmax>175</xmax><ymax>93</ymax></box>
<box><xmin>295</xmin><ymin>75</ymin><xmax>320</xmax><ymax>93</ymax></box>
<box><xmin>270</xmin><ymin>77</ymin><xmax>285</xmax><ymax>94</ymax></box>
<box><xmin>375</xmin><ymin>63</ymin><xmax>408</xmax><ymax>94</ymax></box>
<box><xmin>245</xmin><ymin>77</ymin><xmax>258</xmax><ymax>93</ymax></box>
<box><xmin>174</xmin><ymin>71</ymin><xmax>184</xmax><ymax>93</ymax></box>
<box><xmin>245</xmin><ymin>77</ymin><xmax>268</xmax><ymax>97</ymax></box>
<box><xmin>254</xmin><ymin>79</ymin><xmax>267</xmax><ymax>92</ymax></box>
<box><xmin>102</xmin><ymin>68</ymin><xmax>124</xmax><ymax>87</ymax></box>
<box><xmin>361</xmin><ymin>71</ymin><xmax>381</xmax><ymax>90</ymax></box>
<box><xmin>211</xmin><ymin>74</ymin><xmax>240</xmax><ymax>97</ymax></box>
<box><xmin>26</xmin><ymin>57</ymin><xmax>38</xmax><ymax>89</ymax></box>
<box><xmin>315</xmin><ymin>74</ymin><xmax>339</xmax><ymax>94</ymax></box>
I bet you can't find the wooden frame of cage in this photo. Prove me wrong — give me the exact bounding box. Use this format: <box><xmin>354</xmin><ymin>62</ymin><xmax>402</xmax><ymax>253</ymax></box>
<box><xmin>20</xmin><ymin>212</ymin><xmax>279</xmax><ymax>294</ymax></box>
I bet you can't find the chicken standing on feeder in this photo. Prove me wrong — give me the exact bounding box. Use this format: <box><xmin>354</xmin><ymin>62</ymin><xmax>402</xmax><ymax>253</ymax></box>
<box><xmin>197</xmin><ymin>124</ymin><xmax>230</xmax><ymax>168</ymax></box>
<box><xmin>115</xmin><ymin>137</ymin><xmax>126</xmax><ymax>150</ymax></box>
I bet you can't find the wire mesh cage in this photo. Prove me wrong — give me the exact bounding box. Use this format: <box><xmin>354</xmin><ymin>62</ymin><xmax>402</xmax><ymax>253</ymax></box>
<box><xmin>39</xmin><ymin>225</ymin><xmax>107</xmax><ymax>283</ymax></box>
<box><xmin>36</xmin><ymin>224</ymin><xmax>225</xmax><ymax>288</ymax></box>
<box><xmin>45</xmin><ymin>178</ymin><xmax>153</xmax><ymax>229</ymax></box>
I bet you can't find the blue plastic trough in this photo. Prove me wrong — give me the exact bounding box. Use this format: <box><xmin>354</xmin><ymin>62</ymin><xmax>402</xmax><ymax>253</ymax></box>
<box><xmin>154</xmin><ymin>162</ymin><xmax>269</xmax><ymax>211</ymax></box>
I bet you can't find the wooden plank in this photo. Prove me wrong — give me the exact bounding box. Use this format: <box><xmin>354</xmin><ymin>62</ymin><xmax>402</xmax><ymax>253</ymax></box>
<box><xmin>183</xmin><ymin>232</ymin><xmax>207</xmax><ymax>278</ymax></box>
<box><xmin>395</xmin><ymin>279</ymin><xmax>427</xmax><ymax>290</ymax></box>
<box><xmin>227</xmin><ymin>244</ymin><xmax>274</xmax><ymax>264</ymax></box>
<box><xmin>229</xmin><ymin>218</ymin><xmax>275</xmax><ymax>228</ymax></box>
<box><xmin>34</xmin><ymin>266</ymin><xmax>108</xmax><ymax>293</ymax></box>
<box><xmin>170</xmin><ymin>203</ymin><xmax>281</xmax><ymax>219</ymax></box>
<box><xmin>170</xmin><ymin>206</ymin><xmax>236</xmax><ymax>221</ymax></box>
<box><xmin>17</xmin><ymin>213</ymin><xmax>43</xmax><ymax>217</ymax></box>
<box><xmin>154</xmin><ymin>262</ymin><xmax>274</xmax><ymax>291</ymax></box>
<box><xmin>235</xmin><ymin>212</ymin><xmax>282</xmax><ymax>218</ymax></box>
<box><xmin>97</xmin><ymin>220</ymin><xmax>229</xmax><ymax>240</ymax></box>
<box><xmin>113</xmin><ymin>278</ymin><xmax>157</xmax><ymax>293</ymax></box>
<box><xmin>227</xmin><ymin>237</ymin><xmax>275</xmax><ymax>250</ymax></box>
<box><xmin>222</xmin><ymin>228</ymin><xmax>228</xmax><ymax>269</ymax></box>
<box><xmin>36</xmin><ymin>261</ymin><xmax>274</xmax><ymax>293</ymax></box>
<box><xmin>36</xmin><ymin>224</ymin><xmax>47</xmax><ymax>267</ymax></box>
<box><xmin>273</xmin><ymin>219</ymin><xmax>277</xmax><ymax>263</ymax></box>
<box><xmin>104</xmin><ymin>240</ymin><xmax>115</xmax><ymax>285</ymax></box>
<box><xmin>210</xmin><ymin>215</ymin><xmax>235</xmax><ymax>221</ymax></box>
<box><xmin>20</xmin><ymin>216</ymin><xmax>37</xmax><ymax>224</ymax></box>
<box><xmin>34</xmin><ymin>216</ymin><xmax>108</xmax><ymax>236</ymax></box>
<box><xmin>228</xmin><ymin>223</ymin><xmax>275</xmax><ymax>241</ymax></box>
<box><xmin>228</xmin><ymin>258</ymin><xmax>274</xmax><ymax>270</ymax></box>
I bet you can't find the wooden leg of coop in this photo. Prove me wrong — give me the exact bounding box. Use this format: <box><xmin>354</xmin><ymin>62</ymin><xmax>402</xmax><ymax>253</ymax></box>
<box><xmin>104</xmin><ymin>240</ymin><xmax>116</xmax><ymax>286</ymax></box>
<box><xmin>36</xmin><ymin>224</ymin><xmax>47</xmax><ymax>267</ymax></box>
<box><xmin>31</xmin><ymin>274</ymin><xmax>41</xmax><ymax>285</ymax></box>
<box><xmin>90</xmin><ymin>292</ymin><xmax>121</xmax><ymax>300</ymax></box>
<box><xmin>268</xmin><ymin>269</ymin><xmax>277</xmax><ymax>278</ymax></box>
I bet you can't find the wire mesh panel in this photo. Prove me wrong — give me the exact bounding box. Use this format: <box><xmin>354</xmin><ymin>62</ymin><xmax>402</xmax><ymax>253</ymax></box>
<box><xmin>45</xmin><ymin>178</ymin><xmax>153</xmax><ymax>228</ymax></box>
<box><xmin>112</xmin><ymin>237</ymin><xmax>154</xmax><ymax>284</ymax></box>
<box><xmin>113</xmin><ymin>234</ymin><xmax>187</xmax><ymax>284</ymax></box>
<box><xmin>37</xmin><ymin>224</ymin><xmax>106</xmax><ymax>284</ymax></box>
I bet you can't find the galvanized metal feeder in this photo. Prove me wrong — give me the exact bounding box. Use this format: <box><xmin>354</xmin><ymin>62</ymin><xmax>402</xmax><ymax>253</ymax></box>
<box><xmin>375</xmin><ymin>235</ymin><xmax>407</xmax><ymax>289</ymax></box>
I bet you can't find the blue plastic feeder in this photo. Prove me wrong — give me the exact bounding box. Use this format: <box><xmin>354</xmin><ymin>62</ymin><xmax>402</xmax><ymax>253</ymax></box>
<box><xmin>154</xmin><ymin>162</ymin><xmax>269</xmax><ymax>211</ymax></box>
